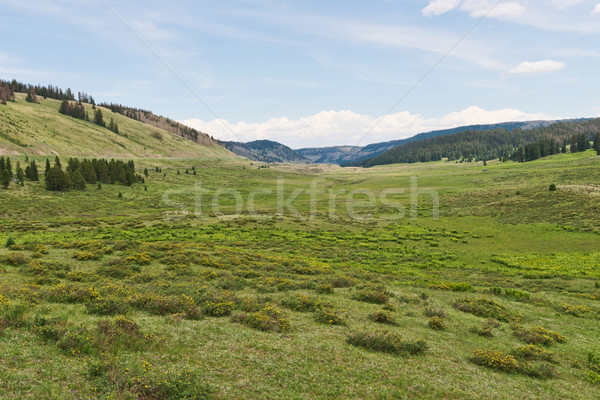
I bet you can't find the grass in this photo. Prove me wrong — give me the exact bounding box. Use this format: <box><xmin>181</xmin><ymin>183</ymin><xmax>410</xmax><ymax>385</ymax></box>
<box><xmin>0</xmin><ymin>145</ymin><xmax>599</xmax><ymax>398</ymax></box>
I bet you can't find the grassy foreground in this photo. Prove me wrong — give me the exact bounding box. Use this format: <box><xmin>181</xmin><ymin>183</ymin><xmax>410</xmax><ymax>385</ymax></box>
<box><xmin>1</xmin><ymin>152</ymin><xmax>600</xmax><ymax>399</ymax></box>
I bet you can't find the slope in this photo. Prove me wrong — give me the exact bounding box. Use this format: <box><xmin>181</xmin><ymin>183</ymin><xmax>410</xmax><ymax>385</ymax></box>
<box><xmin>0</xmin><ymin>94</ymin><xmax>232</xmax><ymax>158</ymax></box>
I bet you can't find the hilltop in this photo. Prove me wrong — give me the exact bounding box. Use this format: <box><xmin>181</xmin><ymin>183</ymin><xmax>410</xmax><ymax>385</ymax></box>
<box><xmin>0</xmin><ymin>93</ymin><xmax>231</xmax><ymax>159</ymax></box>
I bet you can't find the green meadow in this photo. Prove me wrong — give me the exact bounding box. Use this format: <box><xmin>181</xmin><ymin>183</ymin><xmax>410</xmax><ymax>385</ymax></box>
<box><xmin>1</xmin><ymin>148</ymin><xmax>600</xmax><ymax>399</ymax></box>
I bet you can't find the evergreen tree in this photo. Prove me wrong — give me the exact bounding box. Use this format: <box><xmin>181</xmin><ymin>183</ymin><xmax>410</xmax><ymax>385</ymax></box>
<box><xmin>144</xmin><ymin>168</ymin><xmax>149</xmax><ymax>177</ymax></box>
<box><xmin>93</xmin><ymin>108</ymin><xmax>105</xmax><ymax>127</ymax></box>
<box><xmin>16</xmin><ymin>162</ymin><xmax>24</xmax><ymax>185</ymax></box>
<box><xmin>5</xmin><ymin>157</ymin><xmax>12</xmax><ymax>178</ymax></box>
<box><xmin>54</xmin><ymin>156</ymin><xmax>61</xmax><ymax>169</ymax></box>
<box><xmin>594</xmin><ymin>133</ymin><xmax>600</xmax><ymax>155</ymax></box>
<box><xmin>1</xmin><ymin>169</ymin><xmax>10</xmax><ymax>189</ymax></box>
<box><xmin>70</xmin><ymin>169</ymin><xmax>86</xmax><ymax>190</ymax></box>
<box><xmin>45</xmin><ymin>159</ymin><xmax>51</xmax><ymax>176</ymax></box>
<box><xmin>25</xmin><ymin>160</ymin><xmax>39</xmax><ymax>181</ymax></box>
<box><xmin>45</xmin><ymin>167</ymin><xmax>69</xmax><ymax>191</ymax></box>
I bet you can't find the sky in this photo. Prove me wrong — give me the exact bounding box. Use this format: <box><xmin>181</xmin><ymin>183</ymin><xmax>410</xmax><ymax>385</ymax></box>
<box><xmin>1</xmin><ymin>0</ymin><xmax>599</xmax><ymax>149</ymax></box>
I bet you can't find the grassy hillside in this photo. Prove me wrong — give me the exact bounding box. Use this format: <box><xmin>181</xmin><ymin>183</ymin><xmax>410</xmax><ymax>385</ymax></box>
<box><xmin>0</xmin><ymin>151</ymin><xmax>599</xmax><ymax>399</ymax></box>
<box><xmin>0</xmin><ymin>94</ymin><xmax>232</xmax><ymax>158</ymax></box>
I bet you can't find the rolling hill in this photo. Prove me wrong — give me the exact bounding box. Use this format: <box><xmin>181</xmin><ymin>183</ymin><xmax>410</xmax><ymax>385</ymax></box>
<box><xmin>0</xmin><ymin>93</ymin><xmax>232</xmax><ymax>159</ymax></box>
<box><xmin>222</xmin><ymin>139</ymin><xmax>311</xmax><ymax>163</ymax></box>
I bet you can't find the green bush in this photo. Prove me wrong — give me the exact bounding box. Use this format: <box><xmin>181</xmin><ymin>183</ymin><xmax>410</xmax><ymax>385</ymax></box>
<box><xmin>513</xmin><ymin>325</ymin><xmax>565</xmax><ymax>346</ymax></box>
<box><xmin>428</xmin><ymin>316</ymin><xmax>446</xmax><ymax>330</ymax></box>
<box><xmin>5</xmin><ymin>236</ymin><xmax>15</xmax><ymax>248</ymax></box>
<box><xmin>470</xmin><ymin>319</ymin><xmax>500</xmax><ymax>337</ymax></box>
<box><xmin>232</xmin><ymin>304</ymin><xmax>290</xmax><ymax>332</ymax></box>
<box><xmin>314</xmin><ymin>307</ymin><xmax>346</xmax><ymax>325</ymax></box>
<box><xmin>369</xmin><ymin>309</ymin><xmax>396</xmax><ymax>325</ymax></box>
<box><xmin>347</xmin><ymin>330</ymin><xmax>427</xmax><ymax>356</ymax></box>
<box><xmin>86</xmin><ymin>296</ymin><xmax>130</xmax><ymax>316</ymax></box>
<box><xmin>352</xmin><ymin>284</ymin><xmax>391</xmax><ymax>304</ymax></box>
<box><xmin>281</xmin><ymin>293</ymin><xmax>327</xmax><ymax>312</ymax></box>
<box><xmin>453</xmin><ymin>298</ymin><xmax>518</xmax><ymax>322</ymax></box>
<box><xmin>549</xmin><ymin>184</ymin><xmax>557</xmax><ymax>191</ymax></box>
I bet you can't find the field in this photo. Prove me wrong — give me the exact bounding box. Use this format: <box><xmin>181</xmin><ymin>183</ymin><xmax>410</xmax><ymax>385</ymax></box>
<box><xmin>1</xmin><ymin>151</ymin><xmax>600</xmax><ymax>399</ymax></box>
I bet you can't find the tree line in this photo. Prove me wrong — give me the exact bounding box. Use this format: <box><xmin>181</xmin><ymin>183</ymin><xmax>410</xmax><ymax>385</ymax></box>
<box><xmin>45</xmin><ymin>157</ymin><xmax>144</xmax><ymax>191</ymax></box>
<box><xmin>359</xmin><ymin>118</ymin><xmax>600</xmax><ymax>167</ymax></box>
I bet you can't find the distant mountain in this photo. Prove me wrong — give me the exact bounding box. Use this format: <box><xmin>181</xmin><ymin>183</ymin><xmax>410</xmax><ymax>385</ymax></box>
<box><xmin>358</xmin><ymin>118</ymin><xmax>600</xmax><ymax>168</ymax></box>
<box><xmin>222</xmin><ymin>140</ymin><xmax>311</xmax><ymax>164</ymax></box>
<box><xmin>297</xmin><ymin>121</ymin><xmax>560</xmax><ymax>165</ymax></box>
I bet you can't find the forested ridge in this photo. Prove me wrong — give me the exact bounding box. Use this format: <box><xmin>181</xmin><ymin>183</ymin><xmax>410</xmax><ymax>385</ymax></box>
<box><xmin>359</xmin><ymin>118</ymin><xmax>600</xmax><ymax>167</ymax></box>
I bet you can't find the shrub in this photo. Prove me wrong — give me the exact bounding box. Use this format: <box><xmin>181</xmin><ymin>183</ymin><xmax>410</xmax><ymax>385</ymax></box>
<box><xmin>73</xmin><ymin>250</ymin><xmax>101</xmax><ymax>261</ymax></box>
<box><xmin>453</xmin><ymin>298</ymin><xmax>517</xmax><ymax>322</ymax></box>
<box><xmin>513</xmin><ymin>325</ymin><xmax>565</xmax><ymax>346</ymax></box>
<box><xmin>549</xmin><ymin>184</ymin><xmax>557</xmax><ymax>191</ymax></box>
<box><xmin>1</xmin><ymin>252</ymin><xmax>29</xmax><ymax>266</ymax></box>
<box><xmin>369</xmin><ymin>309</ymin><xmax>396</xmax><ymax>325</ymax></box>
<box><xmin>315</xmin><ymin>283</ymin><xmax>334</xmax><ymax>294</ymax></box>
<box><xmin>124</xmin><ymin>252</ymin><xmax>152</xmax><ymax>265</ymax></box>
<box><xmin>233</xmin><ymin>304</ymin><xmax>290</xmax><ymax>332</ymax></box>
<box><xmin>352</xmin><ymin>284</ymin><xmax>391</xmax><ymax>304</ymax></box>
<box><xmin>45</xmin><ymin>283</ymin><xmax>100</xmax><ymax>303</ymax></box>
<box><xmin>559</xmin><ymin>303</ymin><xmax>592</xmax><ymax>317</ymax></box>
<box><xmin>86</xmin><ymin>296</ymin><xmax>130</xmax><ymax>316</ymax></box>
<box><xmin>5</xmin><ymin>236</ymin><xmax>15</xmax><ymax>248</ymax></box>
<box><xmin>470</xmin><ymin>349</ymin><xmax>555</xmax><ymax>379</ymax></box>
<box><xmin>281</xmin><ymin>293</ymin><xmax>327</xmax><ymax>312</ymax></box>
<box><xmin>347</xmin><ymin>331</ymin><xmax>427</xmax><ymax>356</ymax></box>
<box><xmin>328</xmin><ymin>276</ymin><xmax>356</xmax><ymax>288</ymax></box>
<box><xmin>254</xmin><ymin>277</ymin><xmax>295</xmax><ymax>293</ymax></box>
<box><xmin>428</xmin><ymin>316</ymin><xmax>446</xmax><ymax>330</ymax></box>
<box><xmin>314</xmin><ymin>307</ymin><xmax>346</xmax><ymax>325</ymax></box>
<box><xmin>195</xmin><ymin>288</ymin><xmax>236</xmax><ymax>317</ymax></box>
<box><xmin>512</xmin><ymin>345</ymin><xmax>557</xmax><ymax>363</ymax></box>
<box><xmin>470</xmin><ymin>349</ymin><xmax>519</xmax><ymax>373</ymax></box>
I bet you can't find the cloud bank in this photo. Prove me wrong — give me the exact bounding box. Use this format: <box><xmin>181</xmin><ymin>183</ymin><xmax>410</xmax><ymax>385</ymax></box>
<box><xmin>182</xmin><ymin>107</ymin><xmax>554</xmax><ymax>149</ymax></box>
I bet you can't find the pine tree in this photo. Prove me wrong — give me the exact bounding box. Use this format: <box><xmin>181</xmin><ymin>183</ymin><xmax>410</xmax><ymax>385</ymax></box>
<box><xmin>93</xmin><ymin>108</ymin><xmax>105</xmax><ymax>127</ymax></box>
<box><xmin>16</xmin><ymin>162</ymin><xmax>24</xmax><ymax>185</ymax></box>
<box><xmin>594</xmin><ymin>133</ymin><xmax>600</xmax><ymax>155</ymax></box>
<box><xmin>1</xmin><ymin>169</ymin><xmax>10</xmax><ymax>189</ymax></box>
<box><xmin>144</xmin><ymin>168</ymin><xmax>149</xmax><ymax>177</ymax></box>
<box><xmin>45</xmin><ymin>167</ymin><xmax>69</xmax><ymax>191</ymax></box>
<box><xmin>45</xmin><ymin>159</ymin><xmax>51</xmax><ymax>176</ymax></box>
<box><xmin>54</xmin><ymin>156</ymin><xmax>61</xmax><ymax>169</ymax></box>
<box><xmin>25</xmin><ymin>160</ymin><xmax>39</xmax><ymax>181</ymax></box>
<box><xmin>5</xmin><ymin>157</ymin><xmax>12</xmax><ymax>178</ymax></box>
<box><xmin>70</xmin><ymin>169</ymin><xmax>86</xmax><ymax>190</ymax></box>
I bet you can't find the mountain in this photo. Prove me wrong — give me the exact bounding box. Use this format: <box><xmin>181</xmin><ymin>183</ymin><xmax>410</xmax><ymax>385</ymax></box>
<box><xmin>358</xmin><ymin>118</ymin><xmax>600</xmax><ymax>167</ymax></box>
<box><xmin>297</xmin><ymin>121</ymin><xmax>560</xmax><ymax>165</ymax></box>
<box><xmin>0</xmin><ymin>93</ymin><xmax>232</xmax><ymax>158</ymax></box>
<box><xmin>222</xmin><ymin>140</ymin><xmax>311</xmax><ymax>164</ymax></box>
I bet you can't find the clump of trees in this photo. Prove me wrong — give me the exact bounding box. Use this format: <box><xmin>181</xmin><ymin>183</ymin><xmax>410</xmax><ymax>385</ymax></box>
<box><xmin>58</xmin><ymin>101</ymin><xmax>119</xmax><ymax>133</ymax></box>
<box><xmin>59</xmin><ymin>100</ymin><xmax>89</xmax><ymax>121</ymax></box>
<box><xmin>45</xmin><ymin>156</ymin><xmax>143</xmax><ymax>192</ymax></box>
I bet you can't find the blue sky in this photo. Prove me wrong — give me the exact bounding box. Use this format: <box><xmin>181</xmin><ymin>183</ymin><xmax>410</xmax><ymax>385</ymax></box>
<box><xmin>1</xmin><ymin>0</ymin><xmax>599</xmax><ymax>148</ymax></box>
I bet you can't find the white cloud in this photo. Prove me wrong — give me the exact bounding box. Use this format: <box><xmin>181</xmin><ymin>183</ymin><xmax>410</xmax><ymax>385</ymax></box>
<box><xmin>461</xmin><ymin>0</ymin><xmax>526</xmax><ymax>18</ymax></box>
<box><xmin>182</xmin><ymin>107</ymin><xmax>554</xmax><ymax>148</ymax></box>
<box><xmin>422</xmin><ymin>0</ymin><xmax>461</xmax><ymax>16</ymax></box>
<box><xmin>423</xmin><ymin>0</ymin><xmax>526</xmax><ymax>18</ymax></box>
<box><xmin>508</xmin><ymin>60</ymin><xmax>566</xmax><ymax>76</ymax></box>
<box><xmin>593</xmin><ymin>3</ymin><xmax>600</xmax><ymax>14</ymax></box>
